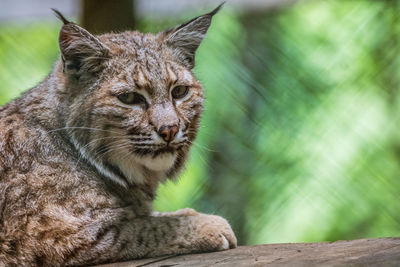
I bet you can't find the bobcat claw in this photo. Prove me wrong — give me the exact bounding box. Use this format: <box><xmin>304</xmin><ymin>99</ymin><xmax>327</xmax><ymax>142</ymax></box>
<box><xmin>220</xmin><ymin>234</ymin><xmax>230</xmax><ymax>250</ymax></box>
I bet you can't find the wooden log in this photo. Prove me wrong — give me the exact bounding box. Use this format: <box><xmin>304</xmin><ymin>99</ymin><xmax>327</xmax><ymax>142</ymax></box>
<box><xmin>97</xmin><ymin>237</ymin><xmax>400</xmax><ymax>266</ymax></box>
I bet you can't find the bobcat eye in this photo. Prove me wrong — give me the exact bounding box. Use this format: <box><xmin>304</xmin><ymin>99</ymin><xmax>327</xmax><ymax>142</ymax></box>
<box><xmin>171</xmin><ymin>86</ymin><xmax>189</xmax><ymax>99</ymax></box>
<box><xmin>117</xmin><ymin>92</ymin><xmax>147</xmax><ymax>106</ymax></box>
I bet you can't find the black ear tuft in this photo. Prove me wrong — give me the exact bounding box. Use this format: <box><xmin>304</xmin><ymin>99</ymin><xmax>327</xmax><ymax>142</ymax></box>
<box><xmin>208</xmin><ymin>2</ymin><xmax>225</xmax><ymax>16</ymax></box>
<box><xmin>161</xmin><ymin>3</ymin><xmax>223</xmax><ymax>69</ymax></box>
<box><xmin>51</xmin><ymin>8</ymin><xmax>71</xmax><ymax>25</ymax></box>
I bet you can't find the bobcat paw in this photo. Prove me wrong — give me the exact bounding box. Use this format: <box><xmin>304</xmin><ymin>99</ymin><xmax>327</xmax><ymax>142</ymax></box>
<box><xmin>191</xmin><ymin>213</ymin><xmax>237</xmax><ymax>252</ymax></box>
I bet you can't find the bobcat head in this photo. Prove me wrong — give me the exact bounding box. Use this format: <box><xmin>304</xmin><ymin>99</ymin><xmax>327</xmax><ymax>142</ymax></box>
<box><xmin>52</xmin><ymin>5</ymin><xmax>222</xmax><ymax>187</ymax></box>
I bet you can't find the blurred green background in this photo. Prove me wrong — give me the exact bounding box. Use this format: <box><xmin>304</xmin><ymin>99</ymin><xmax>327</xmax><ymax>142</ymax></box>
<box><xmin>1</xmin><ymin>0</ymin><xmax>400</xmax><ymax>245</ymax></box>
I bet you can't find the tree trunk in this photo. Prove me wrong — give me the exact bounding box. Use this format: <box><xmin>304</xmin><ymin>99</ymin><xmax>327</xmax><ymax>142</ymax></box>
<box><xmin>81</xmin><ymin>0</ymin><xmax>135</xmax><ymax>34</ymax></box>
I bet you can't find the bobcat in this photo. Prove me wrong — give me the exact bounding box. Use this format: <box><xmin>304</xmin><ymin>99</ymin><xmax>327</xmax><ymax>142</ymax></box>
<box><xmin>0</xmin><ymin>5</ymin><xmax>236</xmax><ymax>266</ymax></box>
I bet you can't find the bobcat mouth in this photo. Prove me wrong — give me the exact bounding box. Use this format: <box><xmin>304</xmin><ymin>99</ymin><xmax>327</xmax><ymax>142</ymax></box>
<box><xmin>132</xmin><ymin>143</ymin><xmax>183</xmax><ymax>157</ymax></box>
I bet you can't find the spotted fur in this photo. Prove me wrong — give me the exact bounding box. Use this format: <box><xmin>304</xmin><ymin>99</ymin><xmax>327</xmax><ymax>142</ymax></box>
<box><xmin>0</xmin><ymin>4</ymin><xmax>236</xmax><ymax>266</ymax></box>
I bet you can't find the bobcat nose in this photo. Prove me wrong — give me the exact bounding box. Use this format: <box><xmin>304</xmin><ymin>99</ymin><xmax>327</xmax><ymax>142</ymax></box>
<box><xmin>158</xmin><ymin>125</ymin><xmax>178</xmax><ymax>143</ymax></box>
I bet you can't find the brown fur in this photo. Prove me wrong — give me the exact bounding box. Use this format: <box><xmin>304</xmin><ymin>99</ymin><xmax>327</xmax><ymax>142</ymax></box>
<box><xmin>0</xmin><ymin>5</ymin><xmax>236</xmax><ymax>266</ymax></box>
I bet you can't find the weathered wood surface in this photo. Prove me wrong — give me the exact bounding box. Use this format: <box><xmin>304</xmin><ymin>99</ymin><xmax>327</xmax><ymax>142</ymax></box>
<box><xmin>97</xmin><ymin>237</ymin><xmax>400</xmax><ymax>267</ymax></box>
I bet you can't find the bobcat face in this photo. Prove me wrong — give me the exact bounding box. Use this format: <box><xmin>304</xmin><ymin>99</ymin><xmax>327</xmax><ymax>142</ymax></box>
<box><xmin>75</xmin><ymin>34</ymin><xmax>204</xmax><ymax>176</ymax></box>
<box><xmin>54</xmin><ymin>9</ymin><xmax>215</xmax><ymax>186</ymax></box>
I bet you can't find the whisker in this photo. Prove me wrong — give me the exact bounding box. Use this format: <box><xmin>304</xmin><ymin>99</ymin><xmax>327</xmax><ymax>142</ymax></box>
<box><xmin>80</xmin><ymin>136</ymin><xmax>131</xmax><ymax>151</ymax></box>
<box><xmin>93</xmin><ymin>142</ymin><xmax>130</xmax><ymax>162</ymax></box>
<box><xmin>186</xmin><ymin>139</ymin><xmax>217</xmax><ymax>152</ymax></box>
<box><xmin>79</xmin><ymin>136</ymin><xmax>151</xmax><ymax>156</ymax></box>
<box><xmin>49</xmin><ymin>126</ymin><xmax>152</xmax><ymax>139</ymax></box>
<box><xmin>49</xmin><ymin>126</ymin><xmax>122</xmax><ymax>135</ymax></box>
<box><xmin>72</xmin><ymin>138</ymin><xmax>127</xmax><ymax>169</ymax></box>
<box><xmin>130</xmin><ymin>138</ymin><xmax>153</xmax><ymax>142</ymax></box>
<box><xmin>171</xmin><ymin>140</ymin><xmax>187</xmax><ymax>146</ymax></box>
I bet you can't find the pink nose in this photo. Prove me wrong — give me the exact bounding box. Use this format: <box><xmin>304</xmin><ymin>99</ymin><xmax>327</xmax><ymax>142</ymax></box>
<box><xmin>158</xmin><ymin>125</ymin><xmax>178</xmax><ymax>142</ymax></box>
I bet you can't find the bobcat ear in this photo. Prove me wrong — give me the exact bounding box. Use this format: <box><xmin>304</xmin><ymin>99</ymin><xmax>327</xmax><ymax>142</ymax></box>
<box><xmin>52</xmin><ymin>9</ymin><xmax>109</xmax><ymax>77</ymax></box>
<box><xmin>161</xmin><ymin>3</ymin><xmax>223</xmax><ymax>69</ymax></box>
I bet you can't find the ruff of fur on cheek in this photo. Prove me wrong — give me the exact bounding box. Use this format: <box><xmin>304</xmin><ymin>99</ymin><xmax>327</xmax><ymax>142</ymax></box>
<box><xmin>107</xmin><ymin>149</ymin><xmax>147</xmax><ymax>185</ymax></box>
<box><xmin>65</xmin><ymin>85</ymin><xmax>132</xmax><ymax>188</ymax></box>
<box><xmin>70</xmin><ymin>134</ymin><xmax>128</xmax><ymax>188</ymax></box>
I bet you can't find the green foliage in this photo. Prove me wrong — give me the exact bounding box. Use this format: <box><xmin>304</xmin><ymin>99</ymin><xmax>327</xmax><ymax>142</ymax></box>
<box><xmin>0</xmin><ymin>23</ymin><xmax>59</xmax><ymax>104</ymax></box>
<box><xmin>1</xmin><ymin>0</ymin><xmax>400</xmax><ymax>245</ymax></box>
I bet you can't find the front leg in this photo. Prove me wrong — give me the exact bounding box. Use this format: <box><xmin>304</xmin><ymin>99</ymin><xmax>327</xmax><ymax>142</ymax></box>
<box><xmin>149</xmin><ymin>208</ymin><xmax>237</xmax><ymax>255</ymax></box>
<box><xmin>63</xmin><ymin>208</ymin><xmax>236</xmax><ymax>266</ymax></box>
